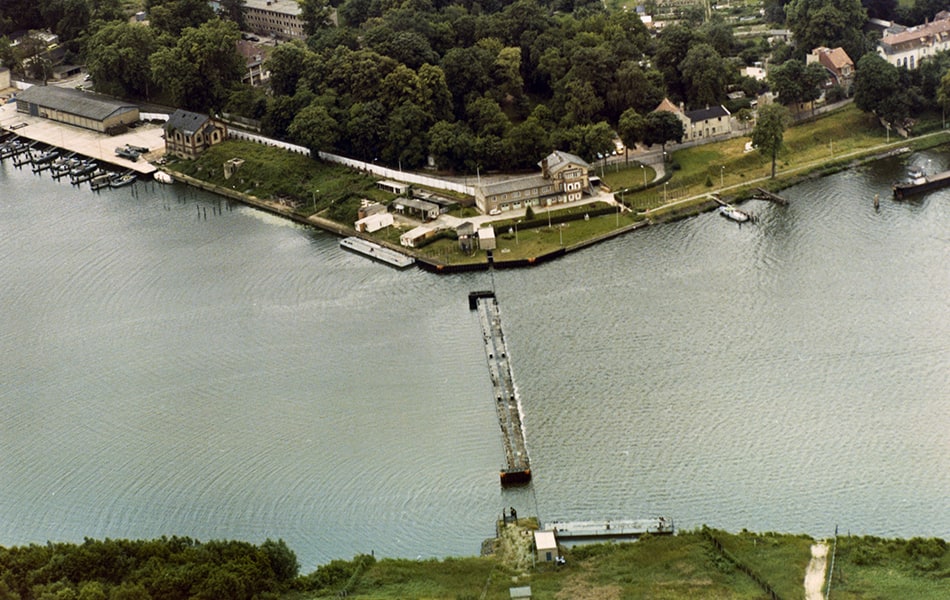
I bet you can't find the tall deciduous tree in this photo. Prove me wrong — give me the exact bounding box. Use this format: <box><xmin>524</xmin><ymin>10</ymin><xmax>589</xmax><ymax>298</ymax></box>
<box><xmin>150</xmin><ymin>19</ymin><xmax>245</xmax><ymax>113</ymax></box>
<box><xmin>300</xmin><ymin>0</ymin><xmax>332</xmax><ymax>36</ymax></box>
<box><xmin>83</xmin><ymin>21</ymin><xmax>160</xmax><ymax>98</ymax></box>
<box><xmin>617</xmin><ymin>108</ymin><xmax>645</xmax><ymax>164</ymax></box>
<box><xmin>642</xmin><ymin>111</ymin><xmax>685</xmax><ymax>155</ymax></box>
<box><xmin>679</xmin><ymin>43</ymin><xmax>733</xmax><ymax>108</ymax></box>
<box><xmin>768</xmin><ymin>59</ymin><xmax>828</xmax><ymax>109</ymax></box>
<box><xmin>147</xmin><ymin>0</ymin><xmax>215</xmax><ymax>37</ymax></box>
<box><xmin>785</xmin><ymin>0</ymin><xmax>868</xmax><ymax>62</ymax></box>
<box><xmin>751</xmin><ymin>103</ymin><xmax>790</xmax><ymax>179</ymax></box>
<box><xmin>265</xmin><ymin>41</ymin><xmax>311</xmax><ymax>97</ymax></box>
<box><xmin>288</xmin><ymin>103</ymin><xmax>339</xmax><ymax>153</ymax></box>
<box><xmin>218</xmin><ymin>0</ymin><xmax>246</xmax><ymax>30</ymax></box>
<box><xmin>853</xmin><ymin>52</ymin><xmax>908</xmax><ymax>125</ymax></box>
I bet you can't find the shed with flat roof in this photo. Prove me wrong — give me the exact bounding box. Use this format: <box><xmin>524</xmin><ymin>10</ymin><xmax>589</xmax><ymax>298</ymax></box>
<box><xmin>534</xmin><ymin>531</ymin><xmax>558</xmax><ymax>563</ymax></box>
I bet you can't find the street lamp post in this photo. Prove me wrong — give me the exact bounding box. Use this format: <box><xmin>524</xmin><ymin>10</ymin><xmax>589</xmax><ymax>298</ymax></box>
<box><xmin>664</xmin><ymin>182</ymin><xmax>669</xmax><ymax>203</ymax></box>
<box><xmin>640</xmin><ymin>164</ymin><xmax>646</xmax><ymax>187</ymax></box>
<box><xmin>720</xmin><ymin>165</ymin><xmax>724</xmax><ymax>190</ymax></box>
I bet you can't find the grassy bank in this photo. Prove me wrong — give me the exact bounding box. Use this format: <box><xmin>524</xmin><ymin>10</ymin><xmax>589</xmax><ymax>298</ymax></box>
<box><xmin>281</xmin><ymin>528</ymin><xmax>949</xmax><ymax>599</ymax></box>
<box><xmin>605</xmin><ymin>103</ymin><xmax>950</xmax><ymax>214</ymax></box>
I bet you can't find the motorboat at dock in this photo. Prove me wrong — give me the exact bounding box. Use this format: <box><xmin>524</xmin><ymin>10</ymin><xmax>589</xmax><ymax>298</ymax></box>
<box><xmin>718</xmin><ymin>204</ymin><xmax>751</xmax><ymax>223</ymax></box>
<box><xmin>109</xmin><ymin>171</ymin><xmax>137</xmax><ymax>188</ymax></box>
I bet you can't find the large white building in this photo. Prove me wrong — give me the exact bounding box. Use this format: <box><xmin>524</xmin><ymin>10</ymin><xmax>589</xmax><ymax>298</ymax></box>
<box><xmin>244</xmin><ymin>0</ymin><xmax>306</xmax><ymax>40</ymax></box>
<box><xmin>877</xmin><ymin>11</ymin><xmax>950</xmax><ymax>70</ymax></box>
<box><xmin>474</xmin><ymin>150</ymin><xmax>591</xmax><ymax>216</ymax></box>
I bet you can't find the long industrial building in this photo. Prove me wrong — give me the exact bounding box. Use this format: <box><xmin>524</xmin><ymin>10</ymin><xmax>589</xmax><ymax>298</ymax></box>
<box><xmin>15</xmin><ymin>86</ymin><xmax>139</xmax><ymax>134</ymax></box>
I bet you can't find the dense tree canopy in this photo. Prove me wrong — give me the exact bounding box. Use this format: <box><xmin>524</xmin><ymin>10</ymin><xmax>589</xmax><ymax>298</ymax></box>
<box><xmin>84</xmin><ymin>22</ymin><xmax>160</xmax><ymax>98</ymax></box>
<box><xmin>767</xmin><ymin>59</ymin><xmax>828</xmax><ymax>108</ymax></box>
<box><xmin>11</xmin><ymin>0</ymin><xmax>950</xmax><ymax>176</ymax></box>
<box><xmin>0</xmin><ymin>537</ymin><xmax>300</xmax><ymax>600</ymax></box>
<box><xmin>150</xmin><ymin>18</ymin><xmax>245</xmax><ymax>113</ymax></box>
<box><xmin>785</xmin><ymin>0</ymin><xmax>868</xmax><ymax>62</ymax></box>
<box><xmin>853</xmin><ymin>52</ymin><xmax>910</xmax><ymax>125</ymax></box>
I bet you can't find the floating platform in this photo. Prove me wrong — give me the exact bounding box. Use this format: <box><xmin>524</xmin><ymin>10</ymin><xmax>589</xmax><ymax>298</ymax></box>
<box><xmin>469</xmin><ymin>291</ymin><xmax>531</xmax><ymax>486</ymax></box>
<box><xmin>893</xmin><ymin>169</ymin><xmax>950</xmax><ymax>199</ymax></box>
<box><xmin>339</xmin><ymin>236</ymin><xmax>415</xmax><ymax>269</ymax></box>
<box><xmin>543</xmin><ymin>518</ymin><xmax>674</xmax><ymax>545</ymax></box>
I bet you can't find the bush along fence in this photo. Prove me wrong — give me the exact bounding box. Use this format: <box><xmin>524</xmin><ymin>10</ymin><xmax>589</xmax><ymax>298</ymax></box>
<box><xmin>701</xmin><ymin>527</ymin><xmax>785</xmax><ymax>600</ymax></box>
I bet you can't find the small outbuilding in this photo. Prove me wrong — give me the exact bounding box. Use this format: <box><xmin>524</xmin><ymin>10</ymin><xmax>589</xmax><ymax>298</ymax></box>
<box><xmin>399</xmin><ymin>225</ymin><xmax>437</xmax><ymax>248</ymax></box>
<box><xmin>354</xmin><ymin>212</ymin><xmax>393</xmax><ymax>233</ymax></box>
<box><xmin>456</xmin><ymin>221</ymin><xmax>476</xmax><ymax>254</ymax></box>
<box><xmin>477</xmin><ymin>226</ymin><xmax>496</xmax><ymax>251</ymax></box>
<box><xmin>393</xmin><ymin>197</ymin><xmax>440</xmax><ymax>221</ymax></box>
<box><xmin>534</xmin><ymin>530</ymin><xmax>558</xmax><ymax>563</ymax></box>
<box><xmin>377</xmin><ymin>180</ymin><xmax>410</xmax><ymax>195</ymax></box>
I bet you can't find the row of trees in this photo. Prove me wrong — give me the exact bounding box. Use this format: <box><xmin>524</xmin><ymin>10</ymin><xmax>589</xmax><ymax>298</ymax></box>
<box><xmin>0</xmin><ymin>537</ymin><xmax>299</xmax><ymax>600</ymax></box>
<box><xmin>4</xmin><ymin>0</ymin><xmax>950</xmax><ymax>175</ymax></box>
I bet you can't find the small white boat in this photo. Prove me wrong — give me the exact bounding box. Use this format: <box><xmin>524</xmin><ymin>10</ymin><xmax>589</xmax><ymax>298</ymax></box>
<box><xmin>153</xmin><ymin>171</ymin><xmax>174</xmax><ymax>184</ymax></box>
<box><xmin>719</xmin><ymin>204</ymin><xmax>750</xmax><ymax>223</ymax></box>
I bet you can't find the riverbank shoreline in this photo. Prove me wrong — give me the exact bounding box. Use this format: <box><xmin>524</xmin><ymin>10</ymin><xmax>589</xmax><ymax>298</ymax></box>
<box><xmin>7</xmin><ymin>101</ymin><xmax>949</xmax><ymax>273</ymax></box>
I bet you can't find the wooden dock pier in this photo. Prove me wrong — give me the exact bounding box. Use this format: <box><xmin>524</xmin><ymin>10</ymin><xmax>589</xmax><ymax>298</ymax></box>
<box><xmin>469</xmin><ymin>290</ymin><xmax>531</xmax><ymax>486</ymax></box>
<box><xmin>753</xmin><ymin>187</ymin><xmax>789</xmax><ymax>206</ymax></box>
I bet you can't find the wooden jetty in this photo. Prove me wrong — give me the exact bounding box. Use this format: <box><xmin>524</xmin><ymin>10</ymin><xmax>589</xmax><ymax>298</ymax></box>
<box><xmin>753</xmin><ymin>188</ymin><xmax>789</xmax><ymax>206</ymax></box>
<box><xmin>543</xmin><ymin>518</ymin><xmax>674</xmax><ymax>545</ymax></box>
<box><xmin>469</xmin><ymin>290</ymin><xmax>531</xmax><ymax>486</ymax></box>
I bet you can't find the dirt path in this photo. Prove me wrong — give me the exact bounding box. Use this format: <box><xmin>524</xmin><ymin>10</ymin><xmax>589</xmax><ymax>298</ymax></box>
<box><xmin>804</xmin><ymin>542</ymin><xmax>829</xmax><ymax>600</ymax></box>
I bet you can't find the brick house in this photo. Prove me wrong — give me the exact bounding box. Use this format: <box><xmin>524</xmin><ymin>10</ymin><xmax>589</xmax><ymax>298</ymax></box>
<box><xmin>163</xmin><ymin>109</ymin><xmax>227</xmax><ymax>159</ymax></box>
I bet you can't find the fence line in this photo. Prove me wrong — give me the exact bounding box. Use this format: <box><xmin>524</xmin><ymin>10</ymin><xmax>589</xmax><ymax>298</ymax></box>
<box><xmin>702</xmin><ymin>528</ymin><xmax>785</xmax><ymax>600</ymax></box>
<box><xmin>226</xmin><ymin>129</ymin><xmax>475</xmax><ymax>196</ymax></box>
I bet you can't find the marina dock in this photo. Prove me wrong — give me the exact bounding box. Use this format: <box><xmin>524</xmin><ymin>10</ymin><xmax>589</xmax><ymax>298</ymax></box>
<box><xmin>543</xmin><ymin>518</ymin><xmax>674</xmax><ymax>545</ymax></box>
<box><xmin>0</xmin><ymin>101</ymin><xmax>162</xmax><ymax>175</ymax></box>
<box><xmin>469</xmin><ymin>291</ymin><xmax>531</xmax><ymax>486</ymax></box>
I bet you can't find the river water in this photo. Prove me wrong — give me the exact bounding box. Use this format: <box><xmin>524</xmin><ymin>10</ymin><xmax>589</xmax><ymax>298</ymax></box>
<box><xmin>1</xmin><ymin>152</ymin><xmax>947</xmax><ymax>570</ymax></box>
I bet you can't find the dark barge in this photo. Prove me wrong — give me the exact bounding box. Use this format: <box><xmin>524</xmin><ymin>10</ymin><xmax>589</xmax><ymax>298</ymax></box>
<box><xmin>469</xmin><ymin>290</ymin><xmax>531</xmax><ymax>486</ymax></box>
<box><xmin>893</xmin><ymin>169</ymin><xmax>950</xmax><ymax>199</ymax></box>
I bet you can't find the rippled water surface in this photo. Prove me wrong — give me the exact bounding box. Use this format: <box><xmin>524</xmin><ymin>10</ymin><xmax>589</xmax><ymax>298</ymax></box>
<box><xmin>1</xmin><ymin>153</ymin><xmax>947</xmax><ymax>569</ymax></box>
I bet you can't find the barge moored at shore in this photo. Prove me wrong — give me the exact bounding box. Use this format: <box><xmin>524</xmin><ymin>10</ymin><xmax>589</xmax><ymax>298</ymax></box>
<box><xmin>339</xmin><ymin>236</ymin><xmax>415</xmax><ymax>269</ymax></box>
<box><xmin>893</xmin><ymin>169</ymin><xmax>950</xmax><ymax>199</ymax></box>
